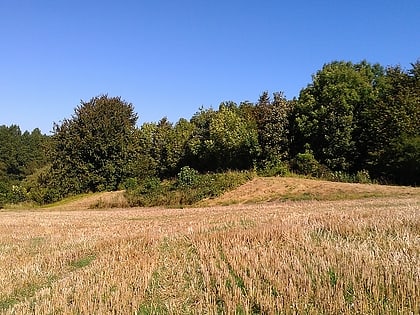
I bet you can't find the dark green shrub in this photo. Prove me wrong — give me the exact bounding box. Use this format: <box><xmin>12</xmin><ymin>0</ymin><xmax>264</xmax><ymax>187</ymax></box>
<box><xmin>177</xmin><ymin>166</ymin><xmax>199</xmax><ymax>188</ymax></box>
<box><xmin>196</xmin><ymin>171</ymin><xmax>255</xmax><ymax>199</ymax></box>
<box><xmin>330</xmin><ymin>171</ymin><xmax>353</xmax><ymax>183</ymax></box>
<box><xmin>125</xmin><ymin>170</ymin><xmax>254</xmax><ymax>207</ymax></box>
<box><xmin>257</xmin><ymin>159</ymin><xmax>289</xmax><ymax>177</ymax></box>
<box><xmin>0</xmin><ymin>182</ymin><xmax>9</xmax><ymax>207</ymax></box>
<box><xmin>355</xmin><ymin>170</ymin><xmax>372</xmax><ymax>184</ymax></box>
<box><xmin>119</xmin><ymin>177</ymin><xmax>139</xmax><ymax>190</ymax></box>
<box><xmin>140</xmin><ymin>177</ymin><xmax>162</xmax><ymax>193</ymax></box>
<box><xmin>42</xmin><ymin>188</ymin><xmax>62</xmax><ymax>204</ymax></box>
<box><xmin>328</xmin><ymin>170</ymin><xmax>372</xmax><ymax>184</ymax></box>
<box><xmin>9</xmin><ymin>185</ymin><xmax>27</xmax><ymax>203</ymax></box>
<box><xmin>381</xmin><ymin>136</ymin><xmax>420</xmax><ymax>186</ymax></box>
<box><xmin>292</xmin><ymin>148</ymin><xmax>331</xmax><ymax>178</ymax></box>
<box><xmin>125</xmin><ymin>177</ymin><xmax>165</xmax><ymax>207</ymax></box>
<box><xmin>26</xmin><ymin>186</ymin><xmax>44</xmax><ymax>204</ymax></box>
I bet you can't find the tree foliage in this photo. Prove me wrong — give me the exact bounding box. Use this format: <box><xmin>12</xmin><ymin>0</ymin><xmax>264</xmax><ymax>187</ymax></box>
<box><xmin>361</xmin><ymin>63</ymin><xmax>420</xmax><ymax>179</ymax></box>
<box><xmin>2</xmin><ymin>59</ymin><xmax>419</xmax><ymax>205</ymax></box>
<box><xmin>49</xmin><ymin>95</ymin><xmax>138</xmax><ymax>195</ymax></box>
<box><xmin>293</xmin><ymin>61</ymin><xmax>381</xmax><ymax>171</ymax></box>
<box><xmin>0</xmin><ymin>125</ymin><xmax>48</xmax><ymax>205</ymax></box>
<box><xmin>186</xmin><ymin>103</ymin><xmax>259</xmax><ymax>171</ymax></box>
<box><xmin>255</xmin><ymin>91</ymin><xmax>292</xmax><ymax>163</ymax></box>
<box><xmin>0</xmin><ymin>125</ymin><xmax>47</xmax><ymax>183</ymax></box>
<box><xmin>292</xmin><ymin>60</ymin><xmax>419</xmax><ymax>183</ymax></box>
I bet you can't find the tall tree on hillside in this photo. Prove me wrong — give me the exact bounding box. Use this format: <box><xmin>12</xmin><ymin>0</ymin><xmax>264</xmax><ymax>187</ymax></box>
<box><xmin>0</xmin><ymin>125</ymin><xmax>22</xmax><ymax>183</ymax></box>
<box><xmin>0</xmin><ymin>125</ymin><xmax>48</xmax><ymax>184</ymax></box>
<box><xmin>293</xmin><ymin>61</ymin><xmax>381</xmax><ymax>172</ymax></box>
<box><xmin>129</xmin><ymin>122</ymin><xmax>159</xmax><ymax>180</ymax></box>
<box><xmin>169</xmin><ymin>118</ymin><xmax>195</xmax><ymax>174</ymax></box>
<box><xmin>152</xmin><ymin>117</ymin><xmax>174</xmax><ymax>178</ymax></box>
<box><xmin>364</xmin><ymin>62</ymin><xmax>420</xmax><ymax>183</ymax></box>
<box><xmin>255</xmin><ymin>92</ymin><xmax>292</xmax><ymax>163</ymax></box>
<box><xmin>21</xmin><ymin>128</ymin><xmax>49</xmax><ymax>176</ymax></box>
<box><xmin>50</xmin><ymin>95</ymin><xmax>138</xmax><ymax>195</ymax></box>
<box><xmin>208</xmin><ymin>103</ymin><xmax>259</xmax><ymax>170</ymax></box>
<box><xmin>186</xmin><ymin>107</ymin><xmax>216</xmax><ymax>171</ymax></box>
<box><xmin>133</xmin><ymin>118</ymin><xmax>195</xmax><ymax>179</ymax></box>
<box><xmin>186</xmin><ymin>104</ymin><xmax>259</xmax><ymax>171</ymax></box>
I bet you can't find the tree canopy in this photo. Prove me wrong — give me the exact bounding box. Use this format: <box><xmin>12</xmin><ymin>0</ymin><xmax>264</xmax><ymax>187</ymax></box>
<box><xmin>1</xmin><ymin>59</ymin><xmax>419</xmax><ymax>205</ymax></box>
<box><xmin>49</xmin><ymin>95</ymin><xmax>138</xmax><ymax>195</ymax></box>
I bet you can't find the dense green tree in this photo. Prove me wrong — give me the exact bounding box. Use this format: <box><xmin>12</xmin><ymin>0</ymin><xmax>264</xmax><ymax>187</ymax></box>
<box><xmin>238</xmin><ymin>100</ymin><xmax>257</xmax><ymax>124</ymax></box>
<box><xmin>208</xmin><ymin>103</ymin><xmax>259</xmax><ymax>170</ymax></box>
<box><xmin>3</xmin><ymin>58</ymin><xmax>419</xmax><ymax>204</ymax></box>
<box><xmin>293</xmin><ymin>61</ymin><xmax>382</xmax><ymax>171</ymax></box>
<box><xmin>186</xmin><ymin>104</ymin><xmax>259</xmax><ymax>171</ymax></box>
<box><xmin>50</xmin><ymin>95</ymin><xmax>138</xmax><ymax>195</ymax></box>
<box><xmin>363</xmin><ymin>62</ymin><xmax>420</xmax><ymax>181</ymax></box>
<box><xmin>0</xmin><ymin>125</ymin><xmax>48</xmax><ymax>183</ymax></box>
<box><xmin>255</xmin><ymin>92</ymin><xmax>292</xmax><ymax>163</ymax></box>
<box><xmin>129</xmin><ymin>122</ymin><xmax>159</xmax><ymax>180</ymax></box>
<box><xmin>382</xmin><ymin>136</ymin><xmax>420</xmax><ymax>185</ymax></box>
<box><xmin>292</xmin><ymin>60</ymin><xmax>419</xmax><ymax>184</ymax></box>
<box><xmin>169</xmin><ymin>118</ymin><xmax>196</xmax><ymax>173</ymax></box>
<box><xmin>186</xmin><ymin>107</ymin><xmax>216</xmax><ymax>171</ymax></box>
<box><xmin>21</xmin><ymin>128</ymin><xmax>49</xmax><ymax>176</ymax></box>
<box><xmin>0</xmin><ymin>125</ymin><xmax>22</xmax><ymax>182</ymax></box>
<box><xmin>151</xmin><ymin>117</ymin><xmax>174</xmax><ymax>178</ymax></box>
<box><xmin>130</xmin><ymin>117</ymin><xmax>195</xmax><ymax>179</ymax></box>
<box><xmin>0</xmin><ymin>125</ymin><xmax>48</xmax><ymax>205</ymax></box>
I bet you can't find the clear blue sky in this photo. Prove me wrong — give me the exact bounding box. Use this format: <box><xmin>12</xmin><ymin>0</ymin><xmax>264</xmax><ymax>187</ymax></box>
<box><xmin>1</xmin><ymin>0</ymin><xmax>419</xmax><ymax>134</ymax></box>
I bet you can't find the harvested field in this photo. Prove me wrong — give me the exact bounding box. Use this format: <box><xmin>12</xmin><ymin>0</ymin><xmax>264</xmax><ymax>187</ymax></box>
<box><xmin>0</xmin><ymin>178</ymin><xmax>419</xmax><ymax>314</ymax></box>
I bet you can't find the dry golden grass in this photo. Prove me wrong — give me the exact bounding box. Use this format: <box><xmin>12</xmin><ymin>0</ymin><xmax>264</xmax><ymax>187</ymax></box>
<box><xmin>200</xmin><ymin>177</ymin><xmax>420</xmax><ymax>206</ymax></box>
<box><xmin>0</xmin><ymin>179</ymin><xmax>419</xmax><ymax>314</ymax></box>
<box><xmin>43</xmin><ymin>190</ymin><xmax>128</xmax><ymax>211</ymax></box>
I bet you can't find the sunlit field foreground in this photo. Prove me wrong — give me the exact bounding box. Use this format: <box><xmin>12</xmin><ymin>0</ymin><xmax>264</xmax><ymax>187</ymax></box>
<box><xmin>1</xmin><ymin>197</ymin><xmax>419</xmax><ymax>314</ymax></box>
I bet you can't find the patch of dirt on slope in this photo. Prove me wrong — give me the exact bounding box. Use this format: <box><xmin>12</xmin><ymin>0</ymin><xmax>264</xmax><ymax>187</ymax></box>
<box><xmin>200</xmin><ymin>177</ymin><xmax>420</xmax><ymax>206</ymax></box>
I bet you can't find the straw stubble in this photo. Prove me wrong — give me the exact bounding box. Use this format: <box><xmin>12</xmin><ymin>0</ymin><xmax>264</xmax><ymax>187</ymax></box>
<box><xmin>0</xmin><ymin>197</ymin><xmax>418</xmax><ymax>314</ymax></box>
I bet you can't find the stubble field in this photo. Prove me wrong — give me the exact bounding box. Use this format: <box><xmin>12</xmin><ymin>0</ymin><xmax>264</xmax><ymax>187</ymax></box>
<box><xmin>0</xmin><ymin>179</ymin><xmax>419</xmax><ymax>314</ymax></box>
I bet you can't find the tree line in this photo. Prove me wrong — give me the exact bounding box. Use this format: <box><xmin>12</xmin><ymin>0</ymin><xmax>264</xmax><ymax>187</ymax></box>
<box><xmin>1</xmin><ymin>60</ymin><xmax>419</xmax><ymax>205</ymax></box>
